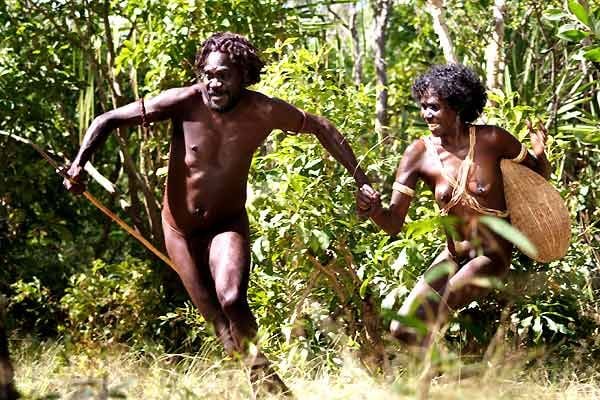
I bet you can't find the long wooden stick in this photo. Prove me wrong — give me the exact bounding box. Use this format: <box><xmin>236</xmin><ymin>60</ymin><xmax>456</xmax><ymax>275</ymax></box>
<box><xmin>2</xmin><ymin>132</ymin><xmax>177</xmax><ymax>272</ymax></box>
<box><xmin>81</xmin><ymin>191</ymin><xmax>176</xmax><ymax>271</ymax></box>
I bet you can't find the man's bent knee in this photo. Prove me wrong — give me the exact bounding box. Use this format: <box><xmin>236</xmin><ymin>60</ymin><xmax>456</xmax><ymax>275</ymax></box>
<box><xmin>217</xmin><ymin>287</ymin><xmax>247</xmax><ymax>313</ymax></box>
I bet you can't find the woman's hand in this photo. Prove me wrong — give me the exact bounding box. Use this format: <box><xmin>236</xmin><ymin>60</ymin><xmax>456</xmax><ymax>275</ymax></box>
<box><xmin>527</xmin><ymin>118</ymin><xmax>548</xmax><ymax>158</ymax></box>
<box><xmin>356</xmin><ymin>184</ymin><xmax>382</xmax><ymax>218</ymax></box>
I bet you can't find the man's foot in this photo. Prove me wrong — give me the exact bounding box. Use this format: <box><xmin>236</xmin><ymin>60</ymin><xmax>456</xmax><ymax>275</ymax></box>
<box><xmin>247</xmin><ymin>353</ymin><xmax>292</xmax><ymax>398</ymax></box>
<box><xmin>250</xmin><ymin>363</ymin><xmax>292</xmax><ymax>397</ymax></box>
<box><xmin>215</xmin><ymin>325</ymin><xmax>237</xmax><ymax>356</ymax></box>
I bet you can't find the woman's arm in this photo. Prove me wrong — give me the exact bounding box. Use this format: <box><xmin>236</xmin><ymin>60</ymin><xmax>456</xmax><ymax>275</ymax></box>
<box><xmin>358</xmin><ymin>139</ymin><xmax>425</xmax><ymax>236</ymax></box>
<box><xmin>495</xmin><ymin>121</ymin><xmax>550</xmax><ymax>180</ymax></box>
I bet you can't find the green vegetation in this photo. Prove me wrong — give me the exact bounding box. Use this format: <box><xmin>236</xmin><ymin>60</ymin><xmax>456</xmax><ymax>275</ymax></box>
<box><xmin>1</xmin><ymin>0</ymin><xmax>599</xmax><ymax>398</ymax></box>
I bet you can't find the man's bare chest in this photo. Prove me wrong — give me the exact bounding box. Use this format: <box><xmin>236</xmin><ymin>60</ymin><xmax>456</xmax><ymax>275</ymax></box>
<box><xmin>178</xmin><ymin>119</ymin><xmax>268</xmax><ymax>167</ymax></box>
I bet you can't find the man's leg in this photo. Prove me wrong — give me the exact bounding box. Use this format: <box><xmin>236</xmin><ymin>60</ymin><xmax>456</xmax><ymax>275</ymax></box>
<box><xmin>208</xmin><ymin>213</ymin><xmax>289</xmax><ymax>394</ymax></box>
<box><xmin>162</xmin><ymin>219</ymin><xmax>236</xmax><ymax>354</ymax></box>
<box><xmin>445</xmin><ymin>250</ymin><xmax>510</xmax><ymax>310</ymax></box>
<box><xmin>207</xmin><ymin>213</ymin><xmax>256</xmax><ymax>352</ymax></box>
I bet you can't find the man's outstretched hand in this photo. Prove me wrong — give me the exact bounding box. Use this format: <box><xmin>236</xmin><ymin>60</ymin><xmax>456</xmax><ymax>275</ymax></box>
<box><xmin>356</xmin><ymin>184</ymin><xmax>381</xmax><ymax>218</ymax></box>
<box><xmin>62</xmin><ymin>164</ymin><xmax>86</xmax><ymax>195</ymax></box>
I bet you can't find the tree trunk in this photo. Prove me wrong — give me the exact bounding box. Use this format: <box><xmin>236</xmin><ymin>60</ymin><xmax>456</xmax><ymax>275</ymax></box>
<box><xmin>426</xmin><ymin>0</ymin><xmax>458</xmax><ymax>64</ymax></box>
<box><xmin>373</xmin><ymin>0</ymin><xmax>392</xmax><ymax>143</ymax></box>
<box><xmin>328</xmin><ymin>3</ymin><xmax>364</xmax><ymax>86</ymax></box>
<box><xmin>485</xmin><ymin>0</ymin><xmax>506</xmax><ymax>95</ymax></box>
<box><xmin>349</xmin><ymin>3</ymin><xmax>363</xmax><ymax>85</ymax></box>
<box><xmin>0</xmin><ymin>298</ymin><xmax>18</xmax><ymax>400</ymax></box>
<box><xmin>99</xmin><ymin>2</ymin><xmax>164</xmax><ymax>249</ymax></box>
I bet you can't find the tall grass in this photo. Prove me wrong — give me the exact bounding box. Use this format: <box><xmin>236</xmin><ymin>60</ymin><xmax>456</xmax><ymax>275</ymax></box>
<box><xmin>10</xmin><ymin>337</ymin><xmax>600</xmax><ymax>399</ymax></box>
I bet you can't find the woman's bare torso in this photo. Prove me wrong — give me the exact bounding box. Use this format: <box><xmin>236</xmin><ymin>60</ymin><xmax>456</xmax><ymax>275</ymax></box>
<box><xmin>418</xmin><ymin>127</ymin><xmax>513</xmax><ymax>255</ymax></box>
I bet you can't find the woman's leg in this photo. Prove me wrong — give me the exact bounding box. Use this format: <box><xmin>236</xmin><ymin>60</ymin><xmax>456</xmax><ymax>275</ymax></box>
<box><xmin>391</xmin><ymin>245</ymin><xmax>510</xmax><ymax>345</ymax></box>
<box><xmin>391</xmin><ymin>248</ymin><xmax>457</xmax><ymax>344</ymax></box>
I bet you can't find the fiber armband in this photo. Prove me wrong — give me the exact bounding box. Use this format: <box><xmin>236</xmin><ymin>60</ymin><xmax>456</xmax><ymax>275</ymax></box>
<box><xmin>510</xmin><ymin>144</ymin><xmax>528</xmax><ymax>163</ymax></box>
<box><xmin>392</xmin><ymin>181</ymin><xmax>415</xmax><ymax>197</ymax></box>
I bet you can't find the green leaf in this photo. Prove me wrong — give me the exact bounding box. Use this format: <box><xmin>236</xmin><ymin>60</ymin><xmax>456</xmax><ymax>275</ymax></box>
<box><xmin>557</xmin><ymin>24</ymin><xmax>590</xmax><ymax>41</ymax></box>
<box><xmin>424</xmin><ymin>260</ymin><xmax>456</xmax><ymax>284</ymax></box>
<box><xmin>583</xmin><ymin>46</ymin><xmax>600</xmax><ymax>62</ymax></box>
<box><xmin>392</xmin><ymin>314</ymin><xmax>428</xmax><ymax>335</ymax></box>
<box><xmin>542</xmin><ymin>8</ymin><xmax>567</xmax><ymax>21</ymax></box>
<box><xmin>252</xmin><ymin>237</ymin><xmax>265</xmax><ymax>262</ymax></box>
<box><xmin>568</xmin><ymin>0</ymin><xmax>591</xmax><ymax>27</ymax></box>
<box><xmin>479</xmin><ymin>216</ymin><xmax>538</xmax><ymax>258</ymax></box>
<box><xmin>311</xmin><ymin>229</ymin><xmax>330</xmax><ymax>251</ymax></box>
<box><xmin>359</xmin><ymin>275</ymin><xmax>372</xmax><ymax>299</ymax></box>
<box><xmin>405</xmin><ymin>216</ymin><xmax>442</xmax><ymax>239</ymax></box>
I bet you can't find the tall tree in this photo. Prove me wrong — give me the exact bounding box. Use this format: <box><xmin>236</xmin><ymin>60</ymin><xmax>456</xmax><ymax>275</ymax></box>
<box><xmin>485</xmin><ymin>0</ymin><xmax>506</xmax><ymax>94</ymax></box>
<box><xmin>328</xmin><ymin>2</ymin><xmax>364</xmax><ymax>86</ymax></box>
<box><xmin>373</xmin><ymin>0</ymin><xmax>392</xmax><ymax>141</ymax></box>
<box><xmin>349</xmin><ymin>3</ymin><xmax>364</xmax><ymax>85</ymax></box>
<box><xmin>426</xmin><ymin>0</ymin><xmax>457</xmax><ymax>63</ymax></box>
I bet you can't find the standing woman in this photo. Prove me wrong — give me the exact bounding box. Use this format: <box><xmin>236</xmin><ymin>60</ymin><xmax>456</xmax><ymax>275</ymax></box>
<box><xmin>358</xmin><ymin>64</ymin><xmax>550</xmax><ymax>345</ymax></box>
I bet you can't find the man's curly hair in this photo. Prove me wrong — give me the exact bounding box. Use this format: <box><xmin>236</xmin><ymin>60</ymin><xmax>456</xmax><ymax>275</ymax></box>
<box><xmin>195</xmin><ymin>32</ymin><xmax>264</xmax><ymax>87</ymax></box>
<box><xmin>412</xmin><ymin>64</ymin><xmax>487</xmax><ymax>123</ymax></box>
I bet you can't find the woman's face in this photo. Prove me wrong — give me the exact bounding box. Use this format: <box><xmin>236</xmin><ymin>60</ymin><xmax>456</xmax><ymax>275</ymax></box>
<box><xmin>419</xmin><ymin>91</ymin><xmax>459</xmax><ymax>137</ymax></box>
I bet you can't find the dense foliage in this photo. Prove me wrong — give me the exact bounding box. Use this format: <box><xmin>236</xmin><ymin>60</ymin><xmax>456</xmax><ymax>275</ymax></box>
<box><xmin>1</xmin><ymin>0</ymin><xmax>599</xmax><ymax>370</ymax></box>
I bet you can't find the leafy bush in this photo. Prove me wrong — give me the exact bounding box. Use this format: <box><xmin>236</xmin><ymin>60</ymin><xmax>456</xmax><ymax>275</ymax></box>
<box><xmin>59</xmin><ymin>258</ymin><xmax>165</xmax><ymax>345</ymax></box>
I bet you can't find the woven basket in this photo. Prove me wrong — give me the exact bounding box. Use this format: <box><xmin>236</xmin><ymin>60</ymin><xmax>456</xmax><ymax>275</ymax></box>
<box><xmin>500</xmin><ymin>160</ymin><xmax>571</xmax><ymax>263</ymax></box>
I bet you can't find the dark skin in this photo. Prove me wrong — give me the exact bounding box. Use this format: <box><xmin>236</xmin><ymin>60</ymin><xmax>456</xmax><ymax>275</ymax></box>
<box><xmin>358</xmin><ymin>91</ymin><xmax>550</xmax><ymax>344</ymax></box>
<box><xmin>65</xmin><ymin>51</ymin><xmax>372</xmax><ymax>364</ymax></box>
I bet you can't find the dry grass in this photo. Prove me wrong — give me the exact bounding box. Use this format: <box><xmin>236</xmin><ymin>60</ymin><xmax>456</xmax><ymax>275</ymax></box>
<box><xmin>10</xmin><ymin>339</ymin><xmax>600</xmax><ymax>400</ymax></box>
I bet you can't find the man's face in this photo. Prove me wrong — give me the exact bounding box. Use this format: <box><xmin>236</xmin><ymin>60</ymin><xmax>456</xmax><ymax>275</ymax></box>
<box><xmin>202</xmin><ymin>51</ymin><xmax>244</xmax><ymax>112</ymax></box>
<box><xmin>419</xmin><ymin>91</ymin><xmax>458</xmax><ymax>137</ymax></box>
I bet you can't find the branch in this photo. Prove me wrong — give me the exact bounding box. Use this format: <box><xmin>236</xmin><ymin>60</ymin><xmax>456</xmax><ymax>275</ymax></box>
<box><xmin>327</xmin><ymin>5</ymin><xmax>350</xmax><ymax>31</ymax></box>
<box><xmin>426</xmin><ymin>0</ymin><xmax>458</xmax><ymax>64</ymax></box>
<box><xmin>0</xmin><ymin>130</ymin><xmax>117</xmax><ymax>195</ymax></box>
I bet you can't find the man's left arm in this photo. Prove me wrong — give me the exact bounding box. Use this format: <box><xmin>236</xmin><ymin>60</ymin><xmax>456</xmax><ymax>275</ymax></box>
<box><xmin>268</xmin><ymin>97</ymin><xmax>370</xmax><ymax>188</ymax></box>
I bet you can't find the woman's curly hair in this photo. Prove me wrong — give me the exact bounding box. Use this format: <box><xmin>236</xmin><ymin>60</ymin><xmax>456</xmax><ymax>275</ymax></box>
<box><xmin>195</xmin><ymin>32</ymin><xmax>264</xmax><ymax>87</ymax></box>
<box><xmin>412</xmin><ymin>64</ymin><xmax>487</xmax><ymax>123</ymax></box>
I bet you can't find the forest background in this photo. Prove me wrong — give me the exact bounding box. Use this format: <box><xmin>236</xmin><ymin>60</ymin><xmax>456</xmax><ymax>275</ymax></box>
<box><xmin>0</xmin><ymin>0</ymin><xmax>599</xmax><ymax>398</ymax></box>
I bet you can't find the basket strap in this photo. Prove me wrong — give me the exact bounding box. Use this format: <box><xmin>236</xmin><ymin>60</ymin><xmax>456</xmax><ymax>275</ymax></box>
<box><xmin>424</xmin><ymin>136</ymin><xmax>458</xmax><ymax>188</ymax></box>
<box><xmin>441</xmin><ymin>126</ymin><xmax>509</xmax><ymax>218</ymax></box>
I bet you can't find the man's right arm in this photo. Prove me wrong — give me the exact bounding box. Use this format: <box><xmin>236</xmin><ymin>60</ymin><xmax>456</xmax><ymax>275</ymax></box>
<box><xmin>65</xmin><ymin>85</ymin><xmax>199</xmax><ymax>192</ymax></box>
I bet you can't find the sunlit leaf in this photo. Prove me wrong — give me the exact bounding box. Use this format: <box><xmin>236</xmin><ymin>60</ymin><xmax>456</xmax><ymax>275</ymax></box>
<box><xmin>583</xmin><ymin>46</ymin><xmax>600</xmax><ymax>62</ymax></box>
<box><xmin>557</xmin><ymin>24</ymin><xmax>590</xmax><ymax>41</ymax></box>
<box><xmin>424</xmin><ymin>260</ymin><xmax>456</xmax><ymax>284</ymax></box>
<box><xmin>542</xmin><ymin>8</ymin><xmax>568</xmax><ymax>21</ymax></box>
<box><xmin>359</xmin><ymin>275</ymin><xmax>372</xmax><ymax>299</ymax></box>
<box><xmin>568</xmin><ymin>0</ymin><xmax>591</xmax><ymax>27</ymax></box>
<box><xmin>479</xmin><ymin>216</ymin><xmax>538</xmax><ymax>258</ymax></box>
